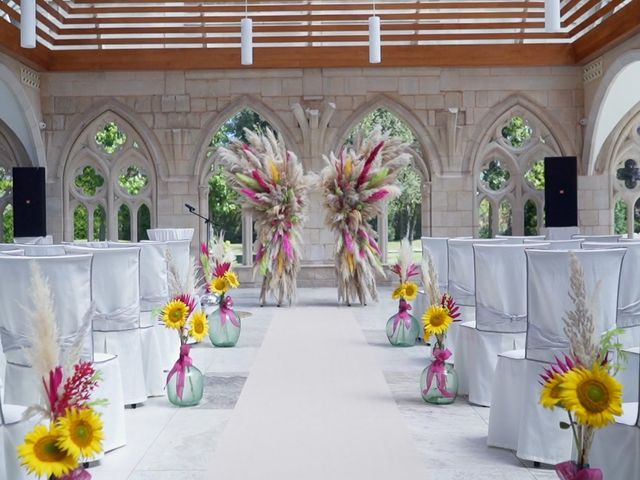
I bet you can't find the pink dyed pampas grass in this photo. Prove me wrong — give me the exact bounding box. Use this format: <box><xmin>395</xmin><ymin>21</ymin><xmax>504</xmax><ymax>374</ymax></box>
<box><xmin>318</xmin><ymin>126</ymin><xmax>411</xmax><ymax>305</ymax></box>
<box><xmin>218</xmin><ymin>128</ymin><xmax>311</xmax><ymax>306</ymax></box>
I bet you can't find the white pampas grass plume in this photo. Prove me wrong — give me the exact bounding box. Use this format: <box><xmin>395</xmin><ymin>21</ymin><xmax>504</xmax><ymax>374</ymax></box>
<box><xmin>421</xmin><ymin>248</ymin><xmax>440</xmax><ymax>305</ymax></box>
<box><xmin>396</xmin><ymin>238</ymin><xmax>414</xmax><ymax>284</ymax></box>
<box><xmin>26</xmin><ymin>262</ymin><xmax>59</xmax><ymax>380</ymax></box>
<box><xmin>209</xmin><ymin>232</ymin><xmax>236</xmax><ymax>267</ymax></box>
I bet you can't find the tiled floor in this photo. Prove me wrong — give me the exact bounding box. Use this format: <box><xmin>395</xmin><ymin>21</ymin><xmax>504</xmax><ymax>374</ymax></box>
<box><xmin>89</xmin><ymin>287</ymin><xmax>557</xmax><ymax>479</ymax></box>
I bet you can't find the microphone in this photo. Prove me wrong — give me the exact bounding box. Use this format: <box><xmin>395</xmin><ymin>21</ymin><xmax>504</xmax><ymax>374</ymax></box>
<box><xmin>184</xmin><ymin>203</ymin><xmax>195</xmax><ymax>212</ymax></box>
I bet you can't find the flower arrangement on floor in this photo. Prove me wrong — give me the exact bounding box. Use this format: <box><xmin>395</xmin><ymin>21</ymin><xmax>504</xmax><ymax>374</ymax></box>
<box><xmin>161</xmin><ymin>255</ymin><xmax>208</xmax><ymax>406</ymax></box>
<box><xmin>386</xmin><ymin>238</ymin><xmax>421</xmax><ymax>347</ymax></box>
<box><xmin>419</xmin><ymin>249</ymin><xmax>461</xmax><ymax>404</ymax></box>
<box><xmin>218</xmin><ymin>127</ymin><xmax>311</xmax><ymax>307</ymax></box>
<box><xmin>538</xmin><ymin>254</ymin><xmax>624</xmax><ymax>480</ymax></box>
<box><xmin>317</xmin><ymin>126</ymin><xmax>410</xmax><ymax>306</ymax></box>
<box><xmin>200</xmin><ymin>233</ymin><xmax>242</xmax><ymax>347</ymax></box>
<box><xmin>18</xmin><ymin>264</ymin><xmax>105</xmax><ymax>480</ymax></box>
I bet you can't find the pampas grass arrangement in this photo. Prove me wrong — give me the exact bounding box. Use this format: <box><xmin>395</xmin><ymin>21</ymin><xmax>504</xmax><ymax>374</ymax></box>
<box><xmin>218</xmin><ymin>128</ymin><xmax>311</xmax><ymax>306</ymax></box>
<box><xmin>318</xmin><ymin>126</ymin><xmax>410</xmax><ymax>305</ymax></box>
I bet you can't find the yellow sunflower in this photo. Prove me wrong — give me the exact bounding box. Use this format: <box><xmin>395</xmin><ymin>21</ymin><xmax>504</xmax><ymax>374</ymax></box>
<box><xmin>189</xmin><ymin>311</ymin><xmax>209</xmax><ymax>342</ymax></box>
<box><xmin>559</xmin><ymin>364</ymin><xmax>623</xmax><ymax>428</ymax></box>
<box><xmin>422</xmin><ymin>304</ymin><xmax>453</xmax><ymax>341</ymax></box>
<box><xmin>224</xmin><ymin>270</ymin><xmax>240</xmax><ymax>289</ymax></box>
<box><xmin>403</xmin><ymin>282</ymin><xmax>418</xmax><ymax>301</ymax></box>
<box><xmin>56</xmin><ymin>408</ymin><xmax>104</xmax><ymax>459</ymax></box>
<box><xmin>540</xmin><ymin>372</ymin><xmax>566</xmax><ymax>409</ymax></box>
<box><xmin>392</xmin><ymin>285</ymin><xmax>406</xmax><ymax>300</ymax></box>
<box><xmin>17</xmin><ymin>424</ymin><xmax>77</xmax><ymax>478</ymax></box>
<box><xmin>210</xmin><ymin>276</ymin><xmax>229</xmax><ymax>295</ymax></box>
<box><xmin>162</xmin><ymin>300</ymin><xmax>188</xmax><ymax>330</ymax></box>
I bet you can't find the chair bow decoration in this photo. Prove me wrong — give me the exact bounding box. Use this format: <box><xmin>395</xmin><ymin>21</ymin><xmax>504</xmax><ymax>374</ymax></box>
<box><xmin>220</xmin><ymin>296</ymin><xmax>240</xmax><ymax>328</ymax></box>
<box><xmin>391</xmin><ymin>299</ymin><xmax>413</xmax><ymax>335</ymax></box>
<box><xmin>555</xmin><ymin>461</ymin><xmax>603</xmax><ymax>480</ymax></box>
<box><xmin>166</xmin><ymin>343</ymin><xmax>193</xmax><ymax>400</ymax></box>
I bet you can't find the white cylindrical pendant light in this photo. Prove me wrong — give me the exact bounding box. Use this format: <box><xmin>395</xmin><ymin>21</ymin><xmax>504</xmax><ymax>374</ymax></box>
<box><xmin>20</xmin><ymin>0</ymin><xmax>36</xmax><ymax>49</ymax></box>
<box><xmin>369</xmin><ymin>15</ymin><xmax>381</xmax><ymax>64</ymax></box>
<box><xmin>544</xmin><ymin>0</ymin><xmax>561</xmax><ymax>32</ymax></box>
<box><xmin>241</xmin><ymin>17</ymin><xmax>253</xmax><ymax>66</ymax></box>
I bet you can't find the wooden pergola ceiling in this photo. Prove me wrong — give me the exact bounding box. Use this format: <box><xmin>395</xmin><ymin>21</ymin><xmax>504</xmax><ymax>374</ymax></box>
<box><xmin>1</xmin><ymin>0</ymin><xmax>639</xmax><ymax>70</ymax></box>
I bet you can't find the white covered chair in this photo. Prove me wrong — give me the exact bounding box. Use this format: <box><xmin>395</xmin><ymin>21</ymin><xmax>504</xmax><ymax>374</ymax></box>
<box><xmin>456</xmin><ymin>243</ymin><xmax>546</xmax><ymax>407</ymax></box>
<box><xmin>546</xmin><ymin>226</ymin><xmax>580</xmax><ymax>240</ymax></box>
<box><xmin>583</xmin><ymin>241</ymin><xmax>640</xmax><ymax>348</ymax></box>
<box><xmin>495</xmin><ymin>235</ymin><xmax>545</xmax><ymax>244</ymax></box>
<box><xmin>488</xmin><ymin>249</ymin><xmax>625</xmax><ymax>459</ymax></box>
<box><xmin>109</xmin><ymin>241</ymin><xmax>169</xmax><ymax>395</ymax></box>
<box><xmin>147</xmin><ymin>228</ymin><xmax>194</xmax><ymax>241</ymax></box>
<box><xmin>524</xmin><ymin>238</ymin><xmax>583</xmax><ymax>249</ymax></box>
<box><xmin>0</xmin><ymin>254</ymin><xmax>126</xmax><ymax>452</ymax></box>
<box><xmin>514</xmin><ymin>249</ymin><xmax>625</xmax><ymax>464</ymax></box>
<box><xmin>11</xmin><ymin>244</ymin><xmax>66</xmax><ymax>256</ymax></box>
<box><xmin>420</xmin><ymin>237</ymin><xmax>450</xmax><ymax>294</ymax></box>
<box><xmin>13</xmin><ymin>235</ymin><xmax>53</xmax><ymax>245</ymax></box>
<box><xmin>64</xmin><ymin>245</ymin><xmax>148</xmax><ymax>406</ymax></box>
<box><xmin>589</xmin><ymin>348</ymin><xmax>639</xmax><ymax>479</ymax></box>
<box><xmin>572</xmin><ymin>234</ymin><xmax>622</xmax><ymax>242</ymax></box>
<box><xmin>1</xmin><ymin>399</ymin><xmax>41</xmax><ymax>480</ymax></box>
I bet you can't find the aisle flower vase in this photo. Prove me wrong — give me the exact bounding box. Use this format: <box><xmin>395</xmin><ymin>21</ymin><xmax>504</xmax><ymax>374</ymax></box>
<box><xmin>386</xmin><ymin>299</ymin><xmax>420</xmax><ymax>347</ymax></box>
<box><xmin>420</xmin><ymin>348</ymin><xmax>458</xmax><ymax>404</ymax></box>
<box><xmin>209</xmin><ymin>296</ymin><xmax>241</xmax><ymax>347</ymax></box>
<box><xmin>555</xmin><ymin>461</ymin><xmax>603</xmax><ymax>480</ymax></box>
<box><xmin>166</xmin><ymin>344</ymin><xmax>204</xmax><ymax>407</ymax></box>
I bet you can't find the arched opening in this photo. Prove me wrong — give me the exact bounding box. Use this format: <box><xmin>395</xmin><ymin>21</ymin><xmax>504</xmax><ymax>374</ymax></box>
<box><xmin>63</xmin><ymin>113</ymin><xmax>157</xmax><ymax>242</ymax></box>
<box><xmin>344</xmin><ymin>107</ymin><xmax>424</xmax><ymax>261</ymax></box>
<box><xmin>614</xmin><ymin>198</ymin><xmax>628</xmax><ymax>235</ymax></box>
<box><xmin>478</xmin><ymin>197</ymin><xmax>492</xmax><ymax>239</ymax></box>
<box><xmin>202</xmin><ymin>108</ymin><xmax>272</xmax><ymax>264</ymax></box>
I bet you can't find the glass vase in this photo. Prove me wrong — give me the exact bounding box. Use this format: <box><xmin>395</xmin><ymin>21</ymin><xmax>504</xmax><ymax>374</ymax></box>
<box><xmin>555</xmin><ymin>461</ymin><xmax>603</xmax><ymax>480</ymax></box>
<box><xmin>420</xmin><ymin>358</ymin><xmax>458</xmax><ymax>404</ymax></box>
<box><xmin>209</xmin><ymin>304</ymin><xmax>241</xmax><ymax>347</ymax></box>
<box><xmin>166</xmin><ymin>364</ymin><xmax>204</xmax><ymax>407</ymax></box>
<box><xmin>386</xmin><ymin>299</ymin><xmax>421</xmax><ymax>347</ymax></box>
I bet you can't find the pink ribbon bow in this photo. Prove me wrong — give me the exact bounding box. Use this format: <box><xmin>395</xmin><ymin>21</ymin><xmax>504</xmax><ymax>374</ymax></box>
<box><xmin>423</xmin><ymin>348</ymin><xmax>454</xmax><ymax>398</ymax></box>
<box><xmin>166</xmin><ymin>344</ymin><xmax>193</xmax><ymax>400</ymax></box>
<box><xmin>220</xmin><ymin>296</ymin><xmax>240</xmax><ymax>328</ymax></box>
<box><xmin>555</xmin><ymin>461</ymin><xmax>603</xmax><ymax>480</ymax></box>
<box><xmin>392</xmin><ymin>299</ymin><xmax>413</xmax><ymax>335</ymax></box>
<box><xmin>60</xmin><ymin>468</ymin><xmax>92</xmax><ymax>480</ymax></box>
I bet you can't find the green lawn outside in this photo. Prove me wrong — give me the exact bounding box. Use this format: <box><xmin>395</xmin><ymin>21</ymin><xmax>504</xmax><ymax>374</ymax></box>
<box><xmin>387</xmin><ymin>239</ymin><xmax>422</xmax><ymax>263</ymax></box>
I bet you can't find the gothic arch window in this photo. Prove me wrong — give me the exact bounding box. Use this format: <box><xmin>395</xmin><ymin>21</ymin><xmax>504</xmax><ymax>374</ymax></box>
<box><xmin>199</xmin><ymin>108</ymin><xmax>272</xmax><ymax>265</ymax></box>
<box><xmin>63</xmin><ymin>114</ymin><xmax>156</xmax><ymax>241</ymax></box>
<box><xmin>343</xmin><ymin>107</ymin><xmax>427</xmax><ymax>262</ymax></box>
<box><xmin>611</xmin><ymin>111</ymin><xmax>640</xmax><ymax>237</ymax></box>
<box><xmin>0</xmin><ymin>121</ymin><xmax>30</xmax><ymax>242</ymax></box>
<box><xmin>475</xmin><ymin>110</ymin><xmax>559</xmax><ymax>237</ymax></box>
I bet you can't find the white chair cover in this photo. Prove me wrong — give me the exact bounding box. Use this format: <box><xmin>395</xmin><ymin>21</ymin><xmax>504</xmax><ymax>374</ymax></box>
<box><xmin>0</xmin><ymin>249</ymin><xmax>24</xmax><ymax>255</ymax></box>
<box><xmin>495</xmin><ymin>235</ymin><xmax>545</xmax><ymax>244</ymax></box>
<box><xmin>524</xmin><ymin>238</ymin><xmax>583</xmax><ymax>249</ymax></box>
<box><xmin>447</xmin><ymin>238</ymin><xmax>507</xmax><ymax>306</ymax></box>
<box><xmin>109</xmin><ymin>241</ymin><xmax>169</xmax><ymax>395</ymax></box>
<box><xmin>516</xmin><ymin>248</ymin><xmax>625</xmax><ymax>464</ymax></box>
<box><xmin>546</xmin><ymin>226</ymin><xmax>580</xmax><ymax>240</ymax></box>
<box><xmin>13</xmin><ymin>235</ymin><xmax>53</xmax><ymax>245</ymax></box>
<box><xmin>147</xmin><ymin>228</ymin><xmax>194</xmax><ymax>241</ymax></box>
<box><xmin>64</xmin><ymin>245</ymin><xmax>147</xmax><ymax>405</ymax></box>
<box><xmin>572</xmin><ymin>234</ymin><xmax>622</xmax><ymax>242</ymax></box>
<box><xmin>0</xmin><ymin>244</ymin><xmax>24</xmax><ymax>252</ymax></box>
<box><xmin>420</xmin><ymin>237</ymin><xmax>450</xmax><ymax>293</ymax></box>
<box><xmin>0</xmin><ymin>255</ymin><xmax>126</xmax><ymax>452</ymax></box>
<box><xmin>589</xmin><ymin>348</ymin><xmax>639</xmax><ymax>479</ymax></box>
<box><xmin>13</xmin><ymin>244</ymin><xmax>66</xmax><ymax>256</ymax></box>
<box><xmin>457</xmin><ymin>244</ymin><xmax>545</xmax><ymax>406</ymax></box>
<box><xmin>1</xmin><ymin>400</ymin><xmax>41</xmax><ymax>480</ymax></box>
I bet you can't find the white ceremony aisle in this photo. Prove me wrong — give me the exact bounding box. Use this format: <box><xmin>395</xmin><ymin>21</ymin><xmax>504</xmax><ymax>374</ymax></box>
<box><xmin>89</xmin><ymin>288</ymin><xmax>556</xmax><ymax>480</ymax></box>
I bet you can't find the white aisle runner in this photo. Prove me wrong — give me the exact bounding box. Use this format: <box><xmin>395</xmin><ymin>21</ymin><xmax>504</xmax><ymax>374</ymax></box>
<box><xmin>207</xmin><ymin>307</ymin><xmax>427</xmax><ymax>479</ymax></box>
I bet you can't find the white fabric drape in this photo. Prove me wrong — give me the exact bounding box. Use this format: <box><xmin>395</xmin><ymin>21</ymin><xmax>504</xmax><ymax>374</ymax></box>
<box><xmin>524</xmin><ymin>238</ymin><xmax>583</xmax><ymax>249</ymax></box>
<box><xmin>420</xmin><ymin>237</ymin><xmax>452</xmax><ymax>293</ymax></box>
<box><xmin>147</xmin><ymin>228</ymin><xmax>194</xmax><ymax>241</ymax></box>
<box><xmin>1</xmin><ymin>401</ymin><xmax>42</xmax><ymax>480</ymax></box>
<box><xmin>546</xmin><ymin>226</ymin><xmax>579</xmax><ymax>240</ymax></box>
<box><xmin>495</xmin><ymin>235</ymin><xmax>545</xmax><ymax>244</ymax></box>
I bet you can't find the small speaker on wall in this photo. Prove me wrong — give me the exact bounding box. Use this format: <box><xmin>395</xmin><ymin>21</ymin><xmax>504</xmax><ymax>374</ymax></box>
<box><xmin>12</xmin><ymin>167</ymin><xmax>46</xmax><ymax>237</ymax></box>
<box><xmin>544</xmin><ymin>156</ymin><xmax>577</xmax><ymax>228</ymax></box>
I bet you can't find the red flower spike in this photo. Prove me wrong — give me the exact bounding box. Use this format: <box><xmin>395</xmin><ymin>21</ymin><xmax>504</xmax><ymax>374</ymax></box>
<box><xmin>175</xmin><ymin>294</ymin><xmax>197</xmax><ymax>316</ymax></box>
<box><xmin>213</xmin><ymin>262</ymin><xmax>231</xmax><ymax>278</ymax></box>
<box><xmin>44</xmin><ymin>366</ymin><xmax>64</xmax><ymax>416</ymax></box>
<box><xmin>56</xmin><ymin>361</ymin><xmax>99</xmax><ymax>418</ymax></box>
<box><xmin>200</xmin><ymin>242</ymin><xmax>209</xmax><ymax>256</ymax></box>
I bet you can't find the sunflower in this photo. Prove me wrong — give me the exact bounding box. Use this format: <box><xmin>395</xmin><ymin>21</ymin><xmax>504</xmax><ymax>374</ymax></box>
<box><xmin>224</xmin><ymin>270</ymin><xmax>240</xmax><ymax>289</ymax></box>
<box><xmin>210</xmin><ymin>276</ymin><xmax>229</xmax><ymax>295</ymax></box>
<box><xmin>162</xmin><ymin>300</ymin><xmax>189</xmax><ymax>330</ymax></box>
<box><xmin>540</xmin><ymin>372</ymin><xmax>566</xmax><ymax>409</ymax></box>
<box><xmin>189</xmin><ymin>311</ymin><xmax>209</xmax><ymax>342</ymax></box>
<box><xmin>559</xmin><ymin>364</ymin><xmax>623</xmax><ymax>428</ymax></box>
<box><xmin>422</xmin><ymin>304</ymin><xmax>453</xmax><ymax>341</ymax></box>
<box><xmin>392</xmin><ymin>285</ymin><xmax>406</xmax><ymax>300</ymax></box>
<box><xmin>56</xmin><ymin>408</ymin><xmax>104</xmax><ymax>459</ymax></box>
<box><xmin>18</xmin><ymin>424</ymin><xmax>77</xmax><ymax>478</ymax></box>
<box><xmin>403</xmin><ymin>282</ymin><xmax>418</xmax><ymax>301</ymax></box>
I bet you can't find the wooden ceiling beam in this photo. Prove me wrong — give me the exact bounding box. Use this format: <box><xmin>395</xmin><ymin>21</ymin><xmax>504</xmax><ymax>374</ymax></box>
<box><xmin>573</xmin><ymin>0</ymin><xmax>640</xmax><ymax>62</ymax></box>
<box><xmin>0</xmin><ymin>24</ymin><xmax>51</xmax><ymax>70</ymax></box>
<box><xmin>46</xmin><ymin>44</ymin><xmax>575</xmax><ymax>71</ymax></box>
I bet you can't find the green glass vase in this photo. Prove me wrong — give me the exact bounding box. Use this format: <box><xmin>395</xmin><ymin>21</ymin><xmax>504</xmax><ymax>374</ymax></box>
<box><xmin>166</xmin><ymin>364</ymin><xmax>204</xmax><ymax>407</ymax></box>
<box><xmin>420</xmin><ymin>356</ymin><xmax>458</xmax><ymax>405</ymax></box>
<box><xmin>209</xmin><ymin>302</ymin><xmax>241</xmax><ymax>347</ymax></box>
<box><xmin>386</xmin><ymin>299</ymin><xmax>420</xmax><ymax>347</ymax></box>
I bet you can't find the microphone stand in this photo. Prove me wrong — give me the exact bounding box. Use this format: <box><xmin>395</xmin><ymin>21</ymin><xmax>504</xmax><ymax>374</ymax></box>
<box><xmin>185</xmin><ymin>205</ymin><xmax>212</xmax><ymax>247</ymax></box>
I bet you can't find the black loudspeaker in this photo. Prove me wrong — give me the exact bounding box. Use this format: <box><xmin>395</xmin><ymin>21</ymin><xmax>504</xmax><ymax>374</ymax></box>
<box><xmin>12</xmin><ymin>167</ymin><xmax>47</xmax><ymax>237</ymax></box>
<box><xmin>544</xmin><ymin>156</ymin><xmax>578</xmax><ymax>228</ymax></box>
